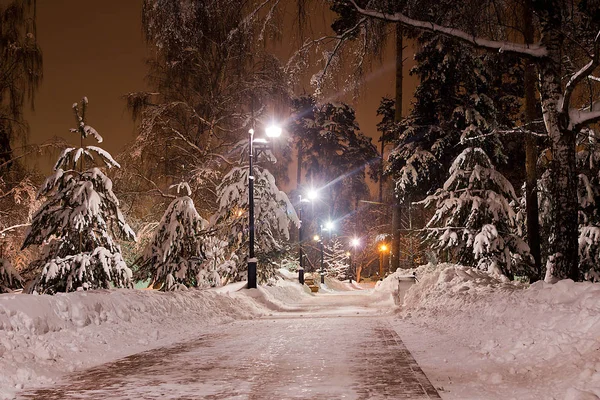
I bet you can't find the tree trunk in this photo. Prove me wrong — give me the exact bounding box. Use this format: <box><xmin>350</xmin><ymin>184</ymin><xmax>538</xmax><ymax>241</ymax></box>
<box><xmin>523</xmin><ymin>0</ymin><xmax>542</xmax><ymax>280</ymax></box>
<box><xmin>391</xmin><ymin>23</ymin><xmax>403</xmax><ymax>271</ymax></box>
<box><xmin>535</xmin><ymin>7</ymin><xmax>579</xmax><ymax>281</ymax></box>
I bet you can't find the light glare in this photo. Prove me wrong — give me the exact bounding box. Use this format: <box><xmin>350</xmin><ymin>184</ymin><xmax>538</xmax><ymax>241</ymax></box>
<box><xmin>265</xmin><ymin>125</ymin><xmax>282</xmax><ymax>138</ymax></box>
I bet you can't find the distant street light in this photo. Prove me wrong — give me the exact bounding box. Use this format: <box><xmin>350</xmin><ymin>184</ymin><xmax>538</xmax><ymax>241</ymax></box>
<box><xmin>324</xmin><ymin>220</ymin><xmax>334</xmax><ymax>231</ymax></box>
<box><xmin>247</xmin><ymin>123</ymin><xmax>281</xmax><ymax>289</ymax></box>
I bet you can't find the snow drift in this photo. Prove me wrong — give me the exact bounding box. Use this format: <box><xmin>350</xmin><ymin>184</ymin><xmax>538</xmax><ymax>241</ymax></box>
<box><xmin>392</xmin><ymin>263</ymin><xmax>600</xmax><ymax>399</ymax></box>
<box><xmin>0</xmin><ymin>287</ymin><xmax>266</xmax><ymax>399</ymax></box>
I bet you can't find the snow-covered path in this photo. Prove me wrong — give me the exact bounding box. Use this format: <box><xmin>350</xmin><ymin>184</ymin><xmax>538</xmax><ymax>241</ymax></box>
<box><xmin>17</xmin><ymin>290</ymin><xmax>441</xmax><ymax>399</ymax></box>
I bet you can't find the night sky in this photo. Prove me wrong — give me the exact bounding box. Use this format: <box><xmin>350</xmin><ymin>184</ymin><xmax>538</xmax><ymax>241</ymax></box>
<box><xmin>24</xmin><ymin>1</ymin><xmax>415</xmax><ymax>185</ymax></box>
<box><xmin>25</xmin><ymin>0</ymin><xmax>147</xmax><ymax>165</ymax></box>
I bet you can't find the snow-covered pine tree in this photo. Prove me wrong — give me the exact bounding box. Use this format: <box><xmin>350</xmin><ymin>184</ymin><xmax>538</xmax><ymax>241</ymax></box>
<box><xmin>214</xmin><ymin>165</ymin><xmax>299</xmax><ymax>283</ymax></box>
<box><xmin>576</xmin><ymin>128</ymin><xmax>600</xmax><ymax>281</ymax></box>
<box><xmin>0</xmin><ymin>257</ymin><xmax>23</xmax><ymax>293</ymax></box>
<box><xmin>22</xmin><ymin>98</ymin><xmax>136</xmax><ymax>294</ymax></box>
<box><xmin>136</xmin><ymin>182</ymin><xmax>209</xmax><ymax>290</ymax></box>
<box><xmin>323</xmin><ymin>235</ymin><xmax>350</xmax><ymax>280</ymax></box>
<box><xmin>421</xmin><ymin>146</ymin><xmax>531</xmax><ymax>278</ymax></box>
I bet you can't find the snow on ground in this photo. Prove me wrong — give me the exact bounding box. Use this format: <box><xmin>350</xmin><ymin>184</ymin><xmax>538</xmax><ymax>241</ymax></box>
<box><xmin>1</xmin><ymin>265</ymin><xmax>599</xmax><ymax>400</ymax></box>
<box><xmin>0</xmin><ymin>286</ymin><xmax>268</xmax><ymax>399</ymax></box>
<box><xmin>388</xmin><ymin>263</ymin><xmax>600</xmax><ymax>400</ymax></box>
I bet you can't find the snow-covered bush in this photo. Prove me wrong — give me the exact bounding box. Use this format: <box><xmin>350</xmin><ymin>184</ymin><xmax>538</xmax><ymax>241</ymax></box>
<box><xmin>136</xmin><ymin>182</ymin><xmax>210</xmax><ymax>290</ymax></box>
<box><xmin>0</xmin><ymin>258</ymin><xmax>23</xmax><ymax>293</ymax></box>
<box><xmin>22</xmin><ymin>98</ymin><xmax>136</xmax><ymax>294</ymax></box>
<box><xmin>421</xmin><ymin>147</ymin><xmax>531</xmax><ymax>278</ymax></box>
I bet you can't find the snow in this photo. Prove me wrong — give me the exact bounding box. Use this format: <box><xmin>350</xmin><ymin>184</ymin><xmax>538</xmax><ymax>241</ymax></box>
<box><xmin>394</xmin><ymin>263</ymin><xmax>600</xmax><ymax>399</ymax></box>
<box><xmin>1</xmin><ymin>265</ymin><xmax>599</xmax><ymax>399</ymax></box>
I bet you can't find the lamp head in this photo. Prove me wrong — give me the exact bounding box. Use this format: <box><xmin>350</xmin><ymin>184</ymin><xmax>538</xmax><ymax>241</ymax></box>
<box><xmin>324</xmin><ymin>220</ymin><xmax>334</xmax><ymax>231</ymax></box>
<box><xmin>313</xmin><ymin>234</ymin><xmax>320</xmax><ymax>242</ymax></box>
<box><xmin>307</xmin><ymin>189</ymin><xmax>318</xmax><ymax>200</ymax></box>
<box><xmin>265</xmin><ymin>124</ymin><xmax>282</xmax><ymax>138</ymax></box>
<box><xmin>351</xmin><ymin>238</ymin><xmax>360</xmax><ymax>247</ymax></box>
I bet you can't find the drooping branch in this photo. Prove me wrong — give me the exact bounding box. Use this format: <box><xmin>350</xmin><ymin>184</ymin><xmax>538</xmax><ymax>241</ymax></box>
<box><xmin>348</xmin><ymin>0</ymin><xmax>547</xmax><ymax>57</ymax></box>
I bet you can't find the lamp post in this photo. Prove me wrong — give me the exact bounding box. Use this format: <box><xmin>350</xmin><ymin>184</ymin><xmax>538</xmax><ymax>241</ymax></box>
<box><xmin>297</xmin><ymin>189</ymin><xmax>318</xmax><ymax>285</ymax></box>
<box><xmin>379</xmin><ymin>243</ymin><xmax>389</xmax><ymax>279</ymax></box>
<box><xmin>313</xmin><ymin>233</ymin><xmax>324</xmax><ymax>284</ymax></box>
<box><xmin>350</xmin><ymin>237</ymin><xmax>360</xmax><ymax>283</ymax></box>
<box><xmin>247</xmin><ymin>124</ymin><xmax>281</xmax><ymax>289</ymax></box>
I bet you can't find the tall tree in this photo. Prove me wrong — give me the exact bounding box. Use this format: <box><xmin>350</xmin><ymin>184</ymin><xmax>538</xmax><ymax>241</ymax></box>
<box><xmin>0</xmin><ymin>0</ymin><xmax>42</xmax><ymax>170</ymax></box>
<box><xmin>122</xmin><ymin>0</ymin><xmax>290</xmax><ymax>218</ymax></box>
<box><xmin>290</xmin><ymin>96</ymin><xmax>378</xmax><ymax>222</ymax></box>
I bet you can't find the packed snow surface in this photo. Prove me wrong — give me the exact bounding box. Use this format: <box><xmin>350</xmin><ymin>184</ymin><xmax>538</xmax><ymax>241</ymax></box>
<box><xmin>0</xmin><ymin>266</ymin><xmax>599</xmax><ymax>399</ymax></box>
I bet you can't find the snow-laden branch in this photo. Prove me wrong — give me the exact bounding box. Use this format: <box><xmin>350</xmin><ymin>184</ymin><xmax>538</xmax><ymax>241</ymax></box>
<box><xmin>0</xmin><ymin>223</ymin><xmax>31</xmax><ymax>236</ymax></box>
<box><xmin>348</xmin><ymin>0</ymin><xmax>547</xmax><ymax>58</ymax></box>
<box><xmin>570</xmin><ymin>109</ymin><xmax>600</xmax><ymax>129</ymax></box>
<box><xmin>561</xmin><ymin>30</ymin><xmax>600</xmax><ymax>114</ymax></box>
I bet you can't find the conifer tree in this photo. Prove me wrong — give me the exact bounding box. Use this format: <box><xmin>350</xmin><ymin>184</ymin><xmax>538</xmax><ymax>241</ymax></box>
<box><xmin>421</xmin><ymin>145</ymin><xmax>531</xmax><ymax>278</ymax></box>
<box><xmin>22</xmin><ymin>98</ymin><xmax>136</xmax><ymax>294</ymax></box>
<box><xmin>136</xmin><ymin>182</ymin><xmax>209</xmax><ymax>290</ymax></box>
<box><xmin>324</xmin><ymin>236</ymin><xmax>350</xmax><ymax>280</ymax></box>
<box><xmin>214</xmin><ymin>164</ymin><xmax>299</xmax><ymax>283</ymax></box>
<box><xmin>290</xmin><ymin>96</ymin><xmax>378</xmax><ymax>218</ymax></box>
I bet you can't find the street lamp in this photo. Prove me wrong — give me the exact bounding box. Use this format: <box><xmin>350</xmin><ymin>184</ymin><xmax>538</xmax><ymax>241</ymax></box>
<box><xmin>378</xmin><ymin>243</ymin><xmax>389</xmax><ymax>279</ymax></box>
<box><xmin>247</xmin><ymin>124</ymin><xmax>281</xmax><ymax>289</ymax></box>
<box><xmin>297</xmin><ymin>193</ymin><xmax>313</xmax><ymax>285</ymax></box>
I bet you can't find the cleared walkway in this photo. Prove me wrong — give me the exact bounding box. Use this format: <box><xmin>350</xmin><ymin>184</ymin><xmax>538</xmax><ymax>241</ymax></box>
<box><xmin>19</xmin><ymin>288</ymin><xmax>441</xmax><ymax>399</ymax></box>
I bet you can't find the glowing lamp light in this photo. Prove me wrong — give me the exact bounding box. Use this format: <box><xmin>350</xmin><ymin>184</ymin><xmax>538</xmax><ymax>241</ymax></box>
<box><xmin>351</xmin><ymin>238</ymin><xmax>360</xmax><ymax>247</ymax></box>
<box><xmin>324</xmin><ymin>220</ymin><xmax>334</xmax><ymax>231</ymax></box>
<box><xmin>307</xmin><ymin>189</ymin><xmax>318</xmax><ymax>200</ymax></box>
<box><xmin>265</xmin><ymin>124</ymin><xmax>282</xmax><ymax>138</ymax></box>
<box><xmin>379</xmin><ymin>244</ymin><xmax>388</xmax><ymax>252</ymax></box>
<box><xmin>313</xmin><ymin>234</ymin><xmax>320</xmax><ymax>242</ymax></box>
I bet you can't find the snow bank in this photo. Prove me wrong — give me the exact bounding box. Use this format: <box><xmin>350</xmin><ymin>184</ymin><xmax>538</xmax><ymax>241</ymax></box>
<box><xmin>393</xmin><ymin>263</ymin><xmax>600</xmax><ymax>399</ymax></box>
<box><xmin>0</xmin><ymin>287</ymin><xmax>267</xmax><ymax>398</ymax></box>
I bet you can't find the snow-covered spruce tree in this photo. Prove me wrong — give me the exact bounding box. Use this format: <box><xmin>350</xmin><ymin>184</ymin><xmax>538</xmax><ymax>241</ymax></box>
<box><xmin>136</xmin><ymin>182</ymin><xmax>209</xmax><ymax>290</ymax></box>
<box><xmin>22</xmin><ymin>98</ymin><xmax>136</xmax><ymax>294</ymax></box>
<box><xmin>214</xmin><ymin>165</ymin><xmax>299</xmax><ymax>284</ymax></box>
<box><xmin>324</xmin><ymin>236</ymin><xmax>350</xmax><ymax>280</ymax></box>
<box><xmin>0</xmin><ymin>257</ymin><xmax>23</xmax><ymax>293</ymax></box>
<box><xmin>576</xmin><ymin>128</ymin><xmax>600</xmax><ymax>281</ymax></box>
<box><xmin>421</xmin><ymin>146</ymin><xmax>531</xmax><ymax>278</ymax></box>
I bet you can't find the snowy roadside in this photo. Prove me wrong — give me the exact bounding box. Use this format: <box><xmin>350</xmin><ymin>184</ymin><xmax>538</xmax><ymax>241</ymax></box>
<box><xmin>0</xmin><ymin>281</ymin><xmax>291</xmax><ymax>399</ymax></box>
<box><xmin>386</xmin><ymin>264</ymin><xmax>600</xmax><ymax>400</ymax></box>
